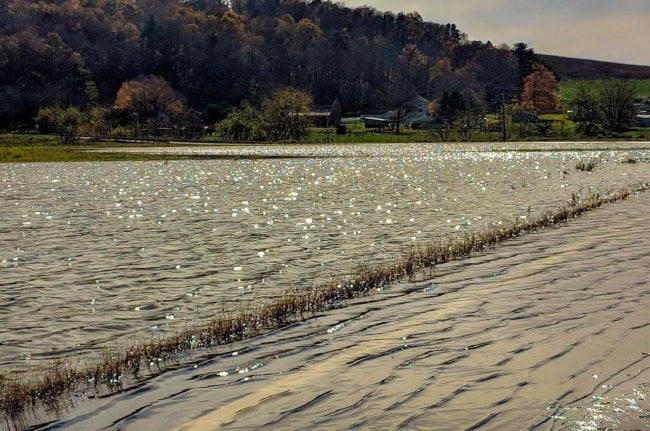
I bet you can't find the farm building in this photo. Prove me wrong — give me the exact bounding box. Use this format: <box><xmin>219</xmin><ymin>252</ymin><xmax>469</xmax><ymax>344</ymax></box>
<box><xmin>361</xmin><ymin>116</ymin><xmax>393</xmax><ymax>130</ymax></box>
<box><xmin>402</xmin><ymin>94</ymin><xmax>431</xmax><ymax>123</ymax></box>
<box><xmin>637</xmin><ymin>114</ymin><xmax>650</xmax><ymax>127</ymax></box>
<box><xmin>640</xmin><ymin>98</ymin><xmax>650</xmax><ymax>113</ymax></box>
<box><xmin>361</xmin><ymin>94</ymin><xmax>432</xmax><ymax>129</ymax></box>
<box><xmin>305</xmin><ymin>100</ymin><xmax>343</xmax><ymax>127</ymax></box>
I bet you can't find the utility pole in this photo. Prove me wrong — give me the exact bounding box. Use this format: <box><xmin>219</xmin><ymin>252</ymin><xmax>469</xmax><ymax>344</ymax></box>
<box><xmin>501</xmin><ymin>93</ymin><xmax>507</xmax><ymax>142</ymax></box>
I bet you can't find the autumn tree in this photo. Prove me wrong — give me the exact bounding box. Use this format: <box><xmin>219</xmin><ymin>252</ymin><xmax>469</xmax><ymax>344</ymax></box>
<box><xmin>260</xmin><ymin>88</ymin><xmax>313</xmax><ymax>141</ymax></box>
<box><xmin>521</xmin><ymin>64</ymin><xmax>560</xmax><ymax>111</ymax></box>
<box><xmin>114</xmin><ymin>76</ymin><xmax>184</xmax><ymax>125</ymax></box>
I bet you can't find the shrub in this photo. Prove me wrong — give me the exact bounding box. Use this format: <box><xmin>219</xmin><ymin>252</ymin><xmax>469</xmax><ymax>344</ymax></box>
<box><xmin>219</xmin><ymin>88</ymin><xmax>314</xmax><ymax>142</ymax></box>
<box><xmin>218</xmin><ymin>105</ymin><xmax>265</xmax><ymax>142</ymax></box>
<box><xmin>260</xmin><ymin>88</ymin><xmax>313</xmax><ymax>141</ymax></box>
<box><xmin>35</xmin><ymin>107</ymin><xmax>83</xmax><ymax>145</ymax></box>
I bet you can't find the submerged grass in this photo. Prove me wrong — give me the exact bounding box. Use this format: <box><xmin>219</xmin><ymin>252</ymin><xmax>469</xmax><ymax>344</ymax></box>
<box><xmin>0</xmin><ymin>145</ymin><xmax>205</xmax><ymax>163</ymax></box>
<box><xmin>575</xmin><ymin>160</ymin><xmax>598</xmax><ymax>172</ymax></box>
<box><xmin>492</xmin><ymin>146</ymin><xmax>650</xmax><ymax>153</ymax></box>
<box><xmin>0</xmin><ymin>134</ymin><xmax>222</xmax><ymax>163</ymax></box>
<box><xmin>1</xmin><ymin>183</ymin><xmax>649</xmax><ymax>424</ymax></box>
<box><xmin>0</xmin><ymin>146</ymin><xmax>346</xmax><ymax>163</ymax></box>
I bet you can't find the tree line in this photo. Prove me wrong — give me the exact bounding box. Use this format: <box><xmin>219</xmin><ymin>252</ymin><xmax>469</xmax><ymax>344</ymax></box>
<box><xmin>0</xmin><ymin>0</ymin><xmax>549</xmax><ymax>130</ymax></box>
<box><xmin>1</xmin><ymin>0</ymin><xmax>638</xmax><ymax>142</ymax></box>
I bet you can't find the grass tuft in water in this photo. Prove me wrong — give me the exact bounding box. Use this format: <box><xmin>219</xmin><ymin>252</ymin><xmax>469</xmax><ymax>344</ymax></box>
<box><xmin>575</xmin><ymin>160</ymin><xmax>597</xmax><ymax>172</ymax></box>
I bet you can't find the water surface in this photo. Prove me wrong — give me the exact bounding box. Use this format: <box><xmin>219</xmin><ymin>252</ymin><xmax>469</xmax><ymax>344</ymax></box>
<box><xmin>0</xmin><ymin>143</ymin><xmax>648</xmax><ymax>368</ymax></box>
<box><xmin>46</xmin><ymin>184</ymin><xmax>650</xmax><ymax>431</ymax></box>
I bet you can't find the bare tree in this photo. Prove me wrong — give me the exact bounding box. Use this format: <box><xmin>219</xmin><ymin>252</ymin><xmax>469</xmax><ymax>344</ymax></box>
<box><xmin>571</xmin><ymin>78</ymin><xmax>636</xmax><ymax>135</ymax></box>
<box><xmin>597</xmin><ymin>78</ymin><xmax>636</xmax><ymax>132</ymax></box>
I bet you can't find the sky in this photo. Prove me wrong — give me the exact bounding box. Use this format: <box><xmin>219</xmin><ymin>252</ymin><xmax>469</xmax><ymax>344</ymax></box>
<box><xmin>343</xmin><ymin>0</ymin><xmax>650</xmax><ymax>66</ymax></box>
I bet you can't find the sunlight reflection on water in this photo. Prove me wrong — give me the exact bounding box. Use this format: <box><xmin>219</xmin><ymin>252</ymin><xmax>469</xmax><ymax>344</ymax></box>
<box><xmin>0</xmin><ymin>142</ymin><xmax>648</xmax><ymax>366</ymax></box>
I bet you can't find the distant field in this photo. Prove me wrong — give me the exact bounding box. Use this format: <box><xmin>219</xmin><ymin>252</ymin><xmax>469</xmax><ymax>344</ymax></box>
<box><xmin>560</xmin><ymin>79</ymin><xmax>650</xmax><ymax>103</ymax></box>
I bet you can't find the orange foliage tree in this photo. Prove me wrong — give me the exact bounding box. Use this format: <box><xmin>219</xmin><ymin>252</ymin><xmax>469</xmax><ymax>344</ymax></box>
<box><xmin>521</xmin><ymin>64</ymin><xmax>560</xmax><ymax>111</ymax></box>
<box><xmin>115</xmin><ymin>76</ymin><xmax>184</xmax><ymax>122</ymax></box>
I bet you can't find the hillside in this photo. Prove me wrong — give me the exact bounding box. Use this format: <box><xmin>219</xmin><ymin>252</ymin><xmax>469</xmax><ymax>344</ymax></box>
<box><xmin>539</xmin><ymin>54</ymin><xmax>650</xmax><ymax>80</ymax></box>
<box><xmin>3</xmin><ymin>0</ymin><xmax>646</xmax><ymax>132</ymax></box>
<box><xmin>0</xmin><ymin>0</ymin><xmax>536</xmax><ymax>129</ymax></box>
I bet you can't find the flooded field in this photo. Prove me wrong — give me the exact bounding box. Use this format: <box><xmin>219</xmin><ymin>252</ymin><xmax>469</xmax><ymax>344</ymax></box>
<box><xmin>0</xmin><ymin>143</ymin><xmax>649</xmax><ymax>370</ymax></box>
<box><xmin>41</xmin><ymin>182</ymin><xmax>650</xmax><ymax>431</ymax></box>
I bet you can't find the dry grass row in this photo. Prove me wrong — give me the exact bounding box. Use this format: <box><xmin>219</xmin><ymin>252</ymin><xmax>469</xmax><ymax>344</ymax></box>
<box><xmin>1</xmin><ymin>183</ymin><xmax>649</xmax><ymax>423</ymax></box>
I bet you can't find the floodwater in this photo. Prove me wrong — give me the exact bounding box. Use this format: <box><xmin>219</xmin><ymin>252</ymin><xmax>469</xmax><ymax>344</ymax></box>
<box><xmin>0</xmin><ymin>142</ymin><xmax>649</xmax><ymax>429</ymax></box>
<box><xmin>44</xmin><ymin>179</ymin><xmax>650</xmax><ymax>431</ymax></box>
<box><xmin>0</xmin><ymin>143</ymin><xmax>648</xmax><ymax>367</ymax></box>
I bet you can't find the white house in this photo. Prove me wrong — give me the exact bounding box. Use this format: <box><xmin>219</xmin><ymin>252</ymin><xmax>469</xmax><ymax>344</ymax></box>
<box><xmin>402</xmin><ymin>94</ymin><xmax>431</xmax><ymax>123</ymax></box>
<box><xmin>640</xmin><ymin>98</ymin><xmax>650</xmax><ymax>114</ymax></box>
<box><xmin>361</xmin><ymin>94</ymin><xmax>431</xmax><ymax>129</ymax></box>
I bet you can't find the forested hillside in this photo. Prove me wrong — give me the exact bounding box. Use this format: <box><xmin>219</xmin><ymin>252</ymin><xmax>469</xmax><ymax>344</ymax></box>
<box><xmin>0</xmin><ymin>0</ymin><xmax>541</xmax><ymax>129</ymax></box>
